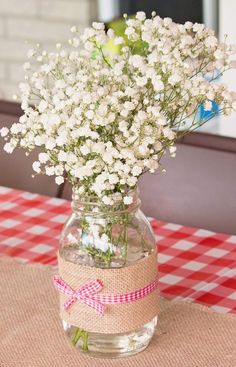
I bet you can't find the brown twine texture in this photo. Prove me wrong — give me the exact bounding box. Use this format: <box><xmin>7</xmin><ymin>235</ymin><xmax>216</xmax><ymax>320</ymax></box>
<box><xmin>0</xmin><ymin>257</ymin><xmax>236</xmax><ymax>367</ymax></box>
<box><xmin>58</xmin><ymin>251</ymin><xmax>159</xmax><ymax>333</ymax></box>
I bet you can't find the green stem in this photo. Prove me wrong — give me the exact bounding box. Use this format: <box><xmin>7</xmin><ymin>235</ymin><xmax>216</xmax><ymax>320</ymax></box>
<box><xmin>72</xmin><ymin>328</ymin><xmax>83</xmax><ymax>346</ymax></box>
<box><xmin>82</xmin><ymin>330</ymin><xmax>89</xmax><ymax>352</ymax></box>
<box><xmin>71</xmin><ymin>328</ymin><xmax>89</xmax><ymax>352</ymax></box>
<box><xmin>122</xmin><ymin>213</ymin><xmax>129</xmax><ymax>263</ymax></box>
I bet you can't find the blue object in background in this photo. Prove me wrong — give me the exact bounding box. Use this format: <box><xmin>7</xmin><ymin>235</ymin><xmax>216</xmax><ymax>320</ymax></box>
<box><xmin>199</xmin><ymin>101</ymin><xmax>219</xmax><ymax>120</ymax></box>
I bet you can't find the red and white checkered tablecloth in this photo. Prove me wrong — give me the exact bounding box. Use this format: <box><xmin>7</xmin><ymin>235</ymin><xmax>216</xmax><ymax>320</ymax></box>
<box><xmin>0</xmin><ymin>186</ymin><xmax>235</xmax><ymax>314</ymax></box>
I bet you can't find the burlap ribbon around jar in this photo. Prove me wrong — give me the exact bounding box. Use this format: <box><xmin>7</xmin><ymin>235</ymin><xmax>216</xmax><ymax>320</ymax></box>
<box><xmin>56</xmin><ymin>251</ymin><xmax>159</xmax><ymax>334</ymax></box>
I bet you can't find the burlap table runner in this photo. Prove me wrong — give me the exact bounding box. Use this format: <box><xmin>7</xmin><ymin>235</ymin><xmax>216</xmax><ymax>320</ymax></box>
<box><xmin>0</xmin><ymin>258</ymin><xmax>235</xmax><ymax>367</ymax></box>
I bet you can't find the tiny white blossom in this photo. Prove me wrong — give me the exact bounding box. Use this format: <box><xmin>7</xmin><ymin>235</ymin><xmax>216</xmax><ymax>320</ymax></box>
<box><xmin>109</xmin><ymin>174</ymin><xmax>119</xmax><ymax>184</ymax></box>
<box><xmin>204</xmin><ymin>101</ymin><xmax>213</xmax><ymax>111</ymax></box>
<box><xmin>38</xmin><ymin>152</ymin><xmax>49</xmax><ymax>163</ymax></box>
<box><xmin>80</xmin><ymin>144</ymin><xmax>90</xmax><ymax>155</ymax></box>
<box><xmin>0</xmin><ymin>127</ymin><xmax>9</xmax><ymax>137</ymax></box>
<box><xmin>3</xmin><ymin>142</ymin><xmax>15</xmax><ymax>154</ymax></box>
<box><xmin>45</xmin><ymin>166</ymin><xmax>55</xmax><ymax>176</ymax></box>
<box><xmin>102</xmin><ymin>195</ymin><xmax>112</xmax><ymax>205</ymax></box>
<box><xmin>136</xmin><ymin>76</ymin><xmax>147</xmax><ymax>87</ymax></box>
<box><xmin>85</xmin><ymin>110</ymin><xmax>94</xmax><ymax>120</ymax></box>
<box><xmin>55</xmin><ymin>176</ymin><xmax>64</xmax><ymax>185</ymax></box>
<box><xmin>169</xmin><ymin>146</ymin><xmax>177</xmax><ymax>154</ymax></box>
<box><xmin>125</xmin><ymin>27</ymin><xmax>135</xmax><ymax>36</ymax></box>
<box><xmin>38</xmin><ymin>100</ymin><xmax>48</xmax><ymax>112</ymax></box>
<box><xmin>123</xmin><ymin>196</ymin><xmax>133</xmax><ymax>205</ymax></box>
<box><xmin>45</xmin><ymin>139</ymin><xmax>56</xmax><ymax>150</ymax></box>
<box><xmin>136</xmin><ymin>11</ymin><xmax>146</xmax><ymax>21</ymax></box>
<box><xmin>70</xmin><ymin>26</ymin><xmax>77</xmax><ymax>33</ymax></box>
<box><xmin>107</xmin><ymin>28</ymin><xmax>115</xmax><ymax>39</ymax></box>
<box><xmin>32</xmin><ymin>161</ymin><xmax>41</xmax><ymax>173</ymax></box>
<box><xmin>114</xmin><ymin>37</ymin><xmax>124</xmax><ymax>45</ymax></box>
<box><xmin>92</xmin><ymin>22</ymin><xmax>105</xmax><ymax>30</ymax></box>
<box><xmin>132</xmin><ymin>166</ymin><xmax>142</xmax><ymax>176</ymax></box>
<box><xmin>27</xmin><ymin>49</ymin><xmax>35</xmax><ymax>58</ymax></box>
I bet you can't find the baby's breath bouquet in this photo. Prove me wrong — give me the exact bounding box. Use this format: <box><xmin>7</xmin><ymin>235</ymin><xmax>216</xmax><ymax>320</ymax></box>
<box><xmin>1</xmin><ymin>11</ymin><xmax>236</xmax><ymax>204</ymax></box>
<box><xmin>2</xmin><ymin>11</ymin><xmax>236</xmax><ymax>358</ymax></box>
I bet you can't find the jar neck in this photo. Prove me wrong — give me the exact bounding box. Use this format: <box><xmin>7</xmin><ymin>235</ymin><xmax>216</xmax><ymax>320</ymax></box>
<box><xmin>71</xmin><ymin>188</ymin><xmax>140</xmax><ymax>215</ymax></box>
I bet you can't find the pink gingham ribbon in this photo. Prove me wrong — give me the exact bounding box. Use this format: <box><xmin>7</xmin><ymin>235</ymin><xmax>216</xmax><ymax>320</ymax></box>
<box><xmin>53</xmin><ymin>274</ymin><xmax>158</xmax><ymax>316</ymax></box>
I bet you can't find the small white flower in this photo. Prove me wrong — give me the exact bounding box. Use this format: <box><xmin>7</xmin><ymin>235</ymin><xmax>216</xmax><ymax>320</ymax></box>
<box><xmin>107</xmin><ymin>28</ymin><xmax>115</xmax><ymax>39</ymax></box>
<box><xmin>205</xmin><ymin>36</ymin><xmax>217</xmax><ymax>48</ymax></box>
<box><xmin>193</xmin><ymin>23</ymin><xmax>204</xmax><ymax>33</ymax></box>
<box><xmin>136</xmin><ymin>11</ymin><xmax>146</xmax><ymax>21</ymax></box>
<box><xmin>3</xmin><ymin>142</ymin><xmax>15</xmax><ymax>154</ymax></box>
<box><xmin>38</xmin><ymin>100</ymin><xmax>48</xmax><ymax>113</ymax></box>
<box><xmin>55</xmin><ymin>176</ymin><xmax>64</xmax><ymax>185</ymax></box>
<box><xmin>124</xmin><ymin>101</ymin><xmax>135</xmax><ymax>111</ymax></box>
<box><xmin>136</xmin><ymin>76</ymin><xmax>147</xmax><ymax>87</ymax></box>
<box><xmin>12</xmin><ymin>94</ymin><xmax>18</xmax><ymax>101</ymax></box>
<box><xmin>163</xmin><ymin>127</ymin><xmax>175</xmax><ymax>139</ymax></box>
<box><xmin>27</xmin><ymin>49</ymin><xmax>35</xmax><ymax>58</ymax></box>
<box><xmin>129</xmin><ymin>55</ymin><xmax>143</xmax><ymax>68</ymax></box>
<box><xmin>34</xmin><ymin>136</ymin><xmax>44</xmax><ymax>146</ymax></box>
<box><xmin>93</xmin><ymin>233</ymin><xmax>114</xmax><ymax>253</ymax></box>
<box><xmin>214</xmin><ymin>50</ymin><xmax>224</xmax><ymax>60</ymax></box>
<box><xmin>45</xmin><ymin>139</ymin><xmax>56</xmax><ymax>150</ymax></box>
<box><xmin>138</xmin><ymin>145</ymin><xmax>149</xmax><ymax>155</ymax></box>
<box><xmin>109</xmin><ymin>174</ymin><xmax>119</xmax><ymax>184</ymax></box>
<box><xmin>102</xmin><ymin>195</ymin><xmax>112</xmax><ymax>205</ymax></box>
<box><xmin>169</xmin><ymin>146</ymin><xmax>177</xmax><ymax>154</ymax></box>
<box><xmin>38</xmin><ymin>152</ymin><xmax>49</xmax><ymax>163</ymax></box>
<box><xmin>85</xmin><ymin>110</ymin><xmax>94</xmax><ymax>120</ymax></box>
<box><xmin>127</xmin><ymin>176</ymin><xmax>137</xmax><ymax>187</ymax></box>
<box><xmin>114</xmin><ymin>37</ymin><xmax>124</xmax><ymax>45</ymax></box>
<box><xmin>80</xmin><ymin>144</ymin><xmax>90</xmax><ymax>155</ymax></box>
<box><xmin>204</xmin><ymin>101</ymin><xmax>213</xmax><ymax>111</ymax></box>
<box><xmin>71</xmin><ymin>37</ymin><xmax>80</xmax><ymax>47</ymax></box>
<box><xmin>123</xmin><ymin>196</ymin><xmax>133</xmax><ymax>205</ymax></box>
<box><xmin>169</xmin><ymin>73</ymin><xmax>181</xmax><ymax>85</ymax></box>
<box><xmin>132</xmin><ymin>166</ymin><xmax>142</xmax><ymax>176</ymax></box>
<box><xmin>45</xmin><ymin>166</ymin><xmax>55</xmax><ymax>176</ymax></box>
<box><xmin>0</xmin><ymin>127</ymin><xmax>9</xmax><ymax>137</ymax></box>
<box><xmin>70</xmin><ymin>26</ymin><xmax>77</xmax><ymax>33</ymax></box>
<box><xmin>92</xmin><ymin>22</ymin><xmax>105</xmax><ymax>30</ymax></box>
<box><xmin>19</xmin><ymin>82</ymin><xmax>30</xmax><ymax>94</ymax></box>
<box><xmin>125</xmin><ymin>27</ymin><xmax>135</xmax><ymax>36</ymax></box>
<box><xmin>32</xmin><ymin>161</ymin><xmax>41</xmax><ymax>173</ymax></box>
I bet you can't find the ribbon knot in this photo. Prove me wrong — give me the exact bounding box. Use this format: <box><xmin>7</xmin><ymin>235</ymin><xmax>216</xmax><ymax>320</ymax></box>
<box><xmin>53</xmin><ymin>275</ymin><xmax>105</xmax><ymax>316</ymax></box>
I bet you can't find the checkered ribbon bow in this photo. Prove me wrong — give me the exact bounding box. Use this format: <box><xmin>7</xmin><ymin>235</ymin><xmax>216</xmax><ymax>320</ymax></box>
<box><xmin>53</xmin><ymin>276</ymin><xmax>105</xmax><ymax>315</ymax></box>
<box><xmin>53</xmin><ymin>274</ymin><xmax>158</xmax><ymax>316</ymax></box>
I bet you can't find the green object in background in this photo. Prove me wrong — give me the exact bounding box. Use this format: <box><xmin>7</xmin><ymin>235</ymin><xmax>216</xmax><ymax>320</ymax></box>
<box><xmin>105</xmin><ymin>18</ymin><xmax>128</xmax><ymax>55</ymax></box>
<box><xmin>107</xmin><ymin>17</ymin><xmax>129</xmax><ymax>37</ymax></box>
<box><xmin>105</xmin><ymin>16</ymin><xmax>148</xmax><ymax>55</ymax></box>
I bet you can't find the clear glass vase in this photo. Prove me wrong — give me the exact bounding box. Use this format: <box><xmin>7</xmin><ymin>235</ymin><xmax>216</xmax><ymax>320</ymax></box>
<box><xmin>59</xmin><ymin>189</ymin><xmax>158</xmax><ymax>358</ymax></box>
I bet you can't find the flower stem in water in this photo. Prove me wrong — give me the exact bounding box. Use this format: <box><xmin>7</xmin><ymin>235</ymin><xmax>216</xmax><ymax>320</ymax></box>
<box><xmin>71</xmin><ymin>327</ymin><xmax>89</xmax><ymax>352</ymax></box>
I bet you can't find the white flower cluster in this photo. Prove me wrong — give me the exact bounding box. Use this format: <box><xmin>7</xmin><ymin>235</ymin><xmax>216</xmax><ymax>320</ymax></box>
<box><xmin>81</xmin><ymin>232</ymin><xmax>115</xmax><ymax>254</ymax></box>
<box><xmin>1</xmin><ymin>12</ymin><xmax>236</xmax><ymax>204</ymax></box>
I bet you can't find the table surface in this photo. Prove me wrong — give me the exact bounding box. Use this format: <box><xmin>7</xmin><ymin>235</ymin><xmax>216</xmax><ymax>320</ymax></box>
<box><xmin>0</xmin><ymin>186</ymin><xmax>235</xmax><ymax>314</ymax></box>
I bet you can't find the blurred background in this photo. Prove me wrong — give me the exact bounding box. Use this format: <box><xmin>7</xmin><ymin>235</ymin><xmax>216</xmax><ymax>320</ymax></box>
<box><xmin>0</xmin><ymin>0</ymin><xmax>236</xmax><ymax>233</ymax></box>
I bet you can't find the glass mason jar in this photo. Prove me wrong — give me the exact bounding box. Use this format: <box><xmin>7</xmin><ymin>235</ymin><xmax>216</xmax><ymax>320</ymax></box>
<box><xmin>59</xmin><ymin>188</ymin><xmax>158</xmax><ymax>358</ymax></box>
